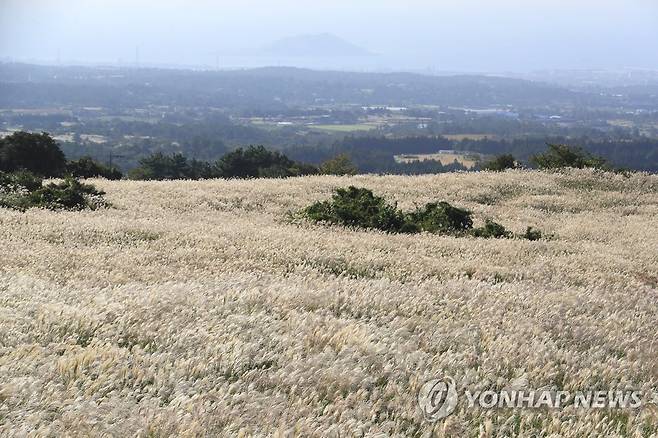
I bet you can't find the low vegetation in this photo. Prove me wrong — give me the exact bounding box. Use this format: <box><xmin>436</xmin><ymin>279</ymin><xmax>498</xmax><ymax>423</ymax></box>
<box><xmin>0</xmin><ymin>171</ymin><xmax>107</xmax><ymax>211</ymax></box>
<box><xmin>301</xmin><ymin>186</ymin><xmax>543</xmax><ymax>239</ymax></box>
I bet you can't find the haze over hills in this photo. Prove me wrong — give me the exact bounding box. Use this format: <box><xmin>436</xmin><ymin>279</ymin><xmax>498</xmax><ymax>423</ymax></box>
<box><xmin>257</xmin><ymin>33</ymin><xmax>374</xmax><ymax>58</ymax></box>
<box><xmin>3</xmin><ymin>0</ymin><xmax>657</xmax><ymax>72</ymax></box>
<box><xmin>214</xmin><ymin>34</ymin><xmax>378</xmax><ymax>70</ymax></box>
<box><xmin>0</xmin><ymin>63</ymin><xmax>586</xmax><ymax>109</ymax></box>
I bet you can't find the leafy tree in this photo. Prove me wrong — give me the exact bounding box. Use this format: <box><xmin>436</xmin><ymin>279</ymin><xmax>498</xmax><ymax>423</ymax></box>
<box><xmin>216</xmin><ymin>145</ymin><xmax>317</xmax><ymax>178</ymax></box>
<box><xmin>66</xmin><ymin>156</ymin><xmax>123</xmax><ymax>180</ymax></box>
<box><xmin>0</xmin><ymin>132</ymin><xmax>66</xmax><ymax>176</ymax></box>
<box><xmin>319</xmin><ymin>154</ymin><xmax>358</xmax><ymax>176</ymax></box>
<box><xmin>257</xmin><ymin>164</ymin><xmax>295</xmax><ymax>179</ymax></box>
<box><xmin>217</xmin><ymin>146</ymin><xmax>282</xmax><ymax>178</ymax></box>
<box><xmin>128</xmin><ymin>147</ymin><xmax>318</xmax><ymax>180</ymax></box>
<box><xmin>530</xmin><ymin>144</ymin><xmax>609</xmax><ymax>170</ymax></box>
<box><xmin>128</xmin><ymin>153</ymin><xmax>200</xmax><ymax>180</ymax></box>
<box><xmin>482</xmin><ymin>154</ymin><xmax>517</xmax><ymax>171</ymax></box>
<box><xmin>186</xmin><ymin>159</ymin><xmax>217</xmax><ymax>180</ymax></box>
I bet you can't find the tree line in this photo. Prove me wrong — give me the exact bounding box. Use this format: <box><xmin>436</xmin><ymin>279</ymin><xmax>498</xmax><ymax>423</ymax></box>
<box><xmin>126</xmin><ymin>146</ymin><xmax>356</xmax><ymax>180</ymax></box>
<box><xmin>0</xmin><ymin>132</ymin><xmax>357</xmax><ymax>180</ymax></box>
<box><xmin>284</xmin><ymin>135</ymin><xmax>658</xmax><ymax>172</ymax></box>
<box><xmin>0</xmin><ymin>131</ymin><xmax>628</xmax><ymax>183</ymax></box>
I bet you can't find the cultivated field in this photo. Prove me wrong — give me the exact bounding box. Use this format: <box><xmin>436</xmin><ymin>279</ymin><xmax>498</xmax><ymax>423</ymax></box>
<box><xmin>394</xmin><ymin>153</ymin><xmax>482</xmax><ymax>169</ymax></box>
<box><xmin>1</xmin><ymin>170</ymin><xmax>657</xmax><ymax>437</ymax></box>
<box><xmin>442</xmin><ymin>134</ymin><xmax>497</xmax><ymax>141</ymax></box>
<box><xmin>309</xmin><ymin>124</ymin><xmax>378</xmax><ymax>132</ymax></box>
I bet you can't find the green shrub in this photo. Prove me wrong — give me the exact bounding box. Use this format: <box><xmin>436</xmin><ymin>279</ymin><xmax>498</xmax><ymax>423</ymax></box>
<box><xmin>472</xmin><ymin>219</ymin><xmax>512</xmax><ymax>238</ymax></box>
<box><xmin>0</xmin><ymin>171</ymin><xmax>108</xmax><ymax>211</ymax></box>
<box><xmin>0</xmin><ymin>170</ymin><xmax>43</xmax><ymax>192</ymax></box>
<box><xmin>406</xmin><ymin>201</ymin><xmax>473</xmax><ymax>234</ymax></box>
<box><xmin>301</xmin><ymin>186</ymin><xmax>545</xmax><ymax>240</ymax></box>
<box><xmin>303</xmin><ymin>186</ymin><xmax>406</xmax><ymax>232</ymax></box>
<box><xmin>30</xmin><ymin>178</ymin><xmax>107</xmax><ymax>211</ymax></box>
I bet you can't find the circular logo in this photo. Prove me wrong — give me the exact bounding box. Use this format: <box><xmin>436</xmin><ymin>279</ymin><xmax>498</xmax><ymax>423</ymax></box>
<box><xmin>418</xmin><ymin>377</ymin><xmax>458</xmax><ymax>422</ymax></box>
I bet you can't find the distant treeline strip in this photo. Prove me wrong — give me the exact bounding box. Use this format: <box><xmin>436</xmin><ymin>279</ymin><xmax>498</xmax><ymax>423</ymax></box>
<box><xmin>285</xmin><ymin>136</ymin><xmax>658</xmax><ymax>172</ymax></box>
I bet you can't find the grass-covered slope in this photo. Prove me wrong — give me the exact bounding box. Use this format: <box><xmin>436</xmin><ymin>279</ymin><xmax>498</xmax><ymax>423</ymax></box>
<box><xmin>0</xmin><ymin>169</ymin><xmax>657</xmax><ymax>436</ymax></box>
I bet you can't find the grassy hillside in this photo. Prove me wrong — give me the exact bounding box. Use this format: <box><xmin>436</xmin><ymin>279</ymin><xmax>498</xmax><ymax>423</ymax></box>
<box><xmin>1</xmin><ymin>170</ymin><xmax>657</xmax><ymax>436</ymax></box>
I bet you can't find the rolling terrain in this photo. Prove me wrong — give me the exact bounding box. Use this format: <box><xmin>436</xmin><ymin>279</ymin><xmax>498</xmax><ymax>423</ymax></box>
<box><xmin>0</xmin><ymin>170</ymin><xmax>657</xmax><ymax>436</ymax></box>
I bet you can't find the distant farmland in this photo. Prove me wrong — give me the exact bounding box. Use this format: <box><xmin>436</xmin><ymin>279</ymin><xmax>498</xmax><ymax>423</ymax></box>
<box><xmin>309</xmin><ymin>123</ymin><xmax>378</xmax><ymax>132</ymax></box>
<box><xmin>394</xmin><ymin>151</ymin><xmax>485</xmax><ymax>168</ymax></box>
<box><xmin>442</xmin><ymin>133</ymin><xmax>498</xmax><ymax>141</ymax></box>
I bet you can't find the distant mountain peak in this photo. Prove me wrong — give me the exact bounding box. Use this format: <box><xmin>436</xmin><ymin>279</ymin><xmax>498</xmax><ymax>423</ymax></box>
<box><xmin>259</xmin><ymin>33</ymin><xmax>374</xmax><ymax>58</ymax></box>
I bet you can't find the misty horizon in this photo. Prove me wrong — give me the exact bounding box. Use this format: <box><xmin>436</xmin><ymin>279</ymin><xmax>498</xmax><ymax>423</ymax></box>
<box><xmin>2</xmin><ymin>0</ymin><xmax>658</xmax><ymax>73</ymax></box>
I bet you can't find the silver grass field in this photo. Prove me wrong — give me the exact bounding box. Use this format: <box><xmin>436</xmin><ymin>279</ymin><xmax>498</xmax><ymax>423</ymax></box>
<box><xmin>0</xmin><ymin>169</ymin><xmax>657</xmax><ymax>437</ymax></box>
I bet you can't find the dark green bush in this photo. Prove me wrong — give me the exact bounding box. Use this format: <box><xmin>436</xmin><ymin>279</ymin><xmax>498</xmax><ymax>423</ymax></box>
<box><xmin>472</xmin><ymin>219</ymin><xmax>512</xmax><ymax>238</ymax></box>
<box><xmin>0</xmin><ymin>170</ymin><xmax>43</xmax><ymax>192</ymax></box>
<box><xmin>303</xmin><ymin>186</ymin><xmax>406</xmax><ymax>232</ymax></box>
<box><xmin>0</xmin><ymin>171</ymin><xmax>107</xmax><ymax>211</ymax></box>
<box><xmin>406</xmin><ymin>202</ymin><xmax>473</xmax><ymax>234</ymax></box>
<box><xmin>30</xmin><ymin>178</ymin><xmax>107</xmax><ymax>211</ymax></box>
<box><xmin>301</xmin><ymin>186</ymin><xmax>544</xmax><ymax>240</ymax></box>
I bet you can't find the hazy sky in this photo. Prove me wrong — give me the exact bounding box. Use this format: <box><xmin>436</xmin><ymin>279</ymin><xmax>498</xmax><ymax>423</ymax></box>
<box><xmin>1</xmin><ymin>0</ymin><xmax>657</xmax><ymax>72</ymax></box>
